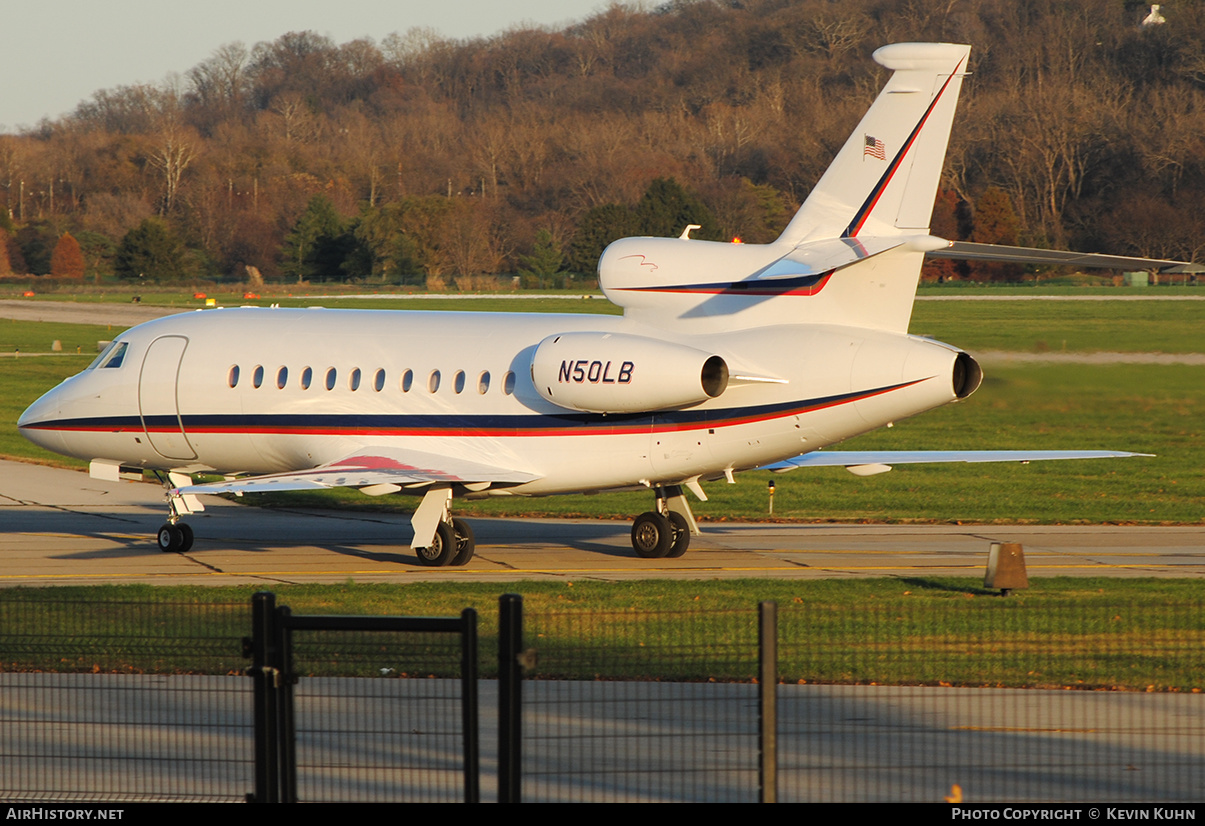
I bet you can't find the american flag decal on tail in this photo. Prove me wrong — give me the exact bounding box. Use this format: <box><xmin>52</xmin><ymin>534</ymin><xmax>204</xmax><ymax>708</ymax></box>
<box><xmin>863</xmin><ymin>135</ymin><xmax>886</xmax><ymax>160</ymax></box>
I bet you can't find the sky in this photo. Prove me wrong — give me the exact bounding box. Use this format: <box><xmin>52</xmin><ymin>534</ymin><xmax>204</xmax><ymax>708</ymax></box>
<box><xmin>0</xmin><ymin>0</ymin><xmax>614</xmax><ymax>131</ymax></box>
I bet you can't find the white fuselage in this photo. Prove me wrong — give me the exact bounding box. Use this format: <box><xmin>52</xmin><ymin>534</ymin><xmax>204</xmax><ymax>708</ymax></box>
<box><xmin>18</xmin><ymin>306</ymin><xmax>968</xmax><ymax>498</ymax></box>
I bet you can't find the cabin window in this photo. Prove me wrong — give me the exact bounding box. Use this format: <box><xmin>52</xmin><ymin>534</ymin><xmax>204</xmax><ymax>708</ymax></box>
<box><xmin>504</xmin><ymin>371</ymin><xmax>516</xmax><ymax>395</ymax></box>
<box><xmin>325</xmin><ymin>367</ymin><xmax>337</xmax><ymax>390</ymax></box>
<box><xmin>228</xmin><ymin>365</ymin><xmax>240</xmax><ymax>388</ymax></box>
<box><xmin>428</xmin><ymin>370</ymin><xmax>441</xmax><ymax>393</ymax></box>
<box><xmin>276</xmin><ymin>366</ymin><xmax>288</xmax><ymax>389</ymax></box>
<box><xmin>400</xmin><ymin>369</ymin><xmax>413</xmax><ymax>393</ymax></box>
<box><xmin>300</xmin><ymin>367</ymin><xmax>312</xmax><ymax>389</ymax></box>
<box><xmin>349</xmin><ymin>368</ymin><xmax>361</xmax><ymax>391</ymax></box>
<box><xmin>477</xmin><ymin>371</ymin><xmax>490</xmax><ymax>394</ymax></box>
<box><xmin>253</xmin><ymin>365</ymin><xmax>264</xmax><ymax>388</ymax></box>
<box><xmin>453</xmin><ymin>370</ymin><xmax>466</xmax><ymax>394</ymax></box>
<box><xmin>374</xmin><ymin>369</ymin><xmax>385</xmax><ymax>392</ymax></box>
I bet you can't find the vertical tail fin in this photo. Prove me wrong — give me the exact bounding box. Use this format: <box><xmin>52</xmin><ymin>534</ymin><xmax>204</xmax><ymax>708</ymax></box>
<box><xmin>779</xmin><ymin>43</ymin><xmax>970</xmax><ymax>246</ymax></box>
<box><xmin>597</xmin><ymin>43</ymin><xmax>970</xmax><ymax>334</ymax></box>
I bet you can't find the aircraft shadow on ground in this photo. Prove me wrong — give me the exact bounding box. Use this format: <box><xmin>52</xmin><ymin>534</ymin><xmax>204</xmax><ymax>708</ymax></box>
<box><xmin>46</xmin><ymin>514</ymin><xmax>638</xmax><ymax>566</ymax></box>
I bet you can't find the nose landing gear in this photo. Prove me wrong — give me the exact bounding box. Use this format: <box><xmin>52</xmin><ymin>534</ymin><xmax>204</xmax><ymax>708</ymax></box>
<box><xmin>154</xmin><ymin>471</ymin><xmax>203</xmax><ymax>553</ymax></box>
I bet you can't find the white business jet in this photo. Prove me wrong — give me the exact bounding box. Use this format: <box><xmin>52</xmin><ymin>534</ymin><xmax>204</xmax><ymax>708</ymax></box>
<box><xmin>19</xmin><ymin>43</ymin><xmax>1176</xmax><ymax>565</ymax></box>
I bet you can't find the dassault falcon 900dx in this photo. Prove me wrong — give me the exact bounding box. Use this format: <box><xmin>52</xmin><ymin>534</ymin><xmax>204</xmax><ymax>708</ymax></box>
<box><xmin>20</xmin><ymin>43</ymin><xmax>1176</xmax><ymax>565</ymax></box>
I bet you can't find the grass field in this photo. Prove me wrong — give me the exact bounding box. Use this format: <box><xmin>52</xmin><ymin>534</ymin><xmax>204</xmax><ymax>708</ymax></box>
<box><xmin>2</xmin><ymin>578</ymin><xmax>1201</xmax><ymax>688</ymax></box>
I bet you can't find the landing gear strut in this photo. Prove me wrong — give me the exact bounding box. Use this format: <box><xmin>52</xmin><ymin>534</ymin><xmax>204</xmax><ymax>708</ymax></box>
<box><xmin>631</xmin><ymin>484</ymin><xmax>697</xmax><ymax>559</ymax></box>
<box><xmin>154</xmin><ymin>470</ymin><xmax>202</xmax><ymax>553</ymax></box>
<box><xmin>411</xmin><ymin>485</ymin><xmax>476</xmax><ymax>567</ymax></box>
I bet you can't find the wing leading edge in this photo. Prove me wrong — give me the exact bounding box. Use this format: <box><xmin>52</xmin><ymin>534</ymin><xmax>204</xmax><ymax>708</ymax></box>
<box><xmin>764</xmin><ymin>450</ymin><xmax>1152</xmax><ymax>476</ymax></box>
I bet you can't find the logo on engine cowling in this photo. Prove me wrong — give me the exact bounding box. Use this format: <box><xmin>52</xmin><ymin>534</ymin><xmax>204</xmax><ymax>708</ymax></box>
<box><xmin>558</xmin><ymin>360</ymin><xmax>634</xmax><ymax>384</ymax></box>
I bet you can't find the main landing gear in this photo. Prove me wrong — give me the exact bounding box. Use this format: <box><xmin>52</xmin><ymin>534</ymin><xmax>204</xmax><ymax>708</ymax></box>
<box><xmin>411</xmin><ymin>485</ymin><xmax>476</xmax><ymax>567</ymax></box>
<box><xmin>414</xmin><ymin>517</ymin><xmax>476</xmax><ymax>567</ymax></box>
<box><xmin>631</xmin><ymin>484</ymin><xmax>699</xmax><ymax>559</ymax></box>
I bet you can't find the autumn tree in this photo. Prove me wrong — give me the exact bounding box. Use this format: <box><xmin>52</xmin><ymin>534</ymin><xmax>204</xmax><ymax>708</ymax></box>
<box><xmin>922</xmin><ymin>189</ymin><xmax>967</xmax><ymax>282</ymax></box>
<box><xmin>969</xmin><ymin>187</ymin><xmax>1024</xmax><ymax>282</ymax></box>
<box><xmin>50</xmin><ymin>232</ymin><xmax>86</xmax><ymax>278</ymax></box>
<box><xmin>3</xmin><ymin>231</ymin><xmax>26</xmax><ymax>275</ymax></box>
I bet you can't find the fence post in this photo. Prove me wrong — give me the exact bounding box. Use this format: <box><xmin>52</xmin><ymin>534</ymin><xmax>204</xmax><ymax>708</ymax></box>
<box><xmin>759</xmin><ymin>600</ymin><xmax>778</xmax><ymax>804</ymax></box>
<box><xmin>498</xmin><ymin>593</ymin><xmax>523</xmax><ymax>803</ymax></box>
<box><xmin>277</xmin><ymin>606</ymin><xmax>297</xmax><ymax>804</ymax></box>
<box><xmin>461</xmin><ymin>607</ymin><xmax>480</xmax><ymax>803</ymax></box>
<box><xmin>248</xmin><ymin>591</ymin><xmax>279</xmax><ymax>803</ymax></box>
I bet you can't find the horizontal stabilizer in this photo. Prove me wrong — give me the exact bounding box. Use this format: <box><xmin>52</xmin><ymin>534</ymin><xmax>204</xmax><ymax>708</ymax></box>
<box><xmin>927</xmin><ymin>241</ymin><xmax>1199</xmax><ymax>273</ymax></box>
<box><xmin>763</xmin><ymin>449</ymin><xmax>1153</xmax><ymax>473</ymax></box>
<box><xmin>174</xmin><ymin>447</ymin><xmax>540</xmax><ymax>496</ymax></box>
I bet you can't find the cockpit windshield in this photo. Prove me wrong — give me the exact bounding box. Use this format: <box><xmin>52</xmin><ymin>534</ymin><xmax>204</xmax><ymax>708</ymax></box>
<box><xmin>88</xmin><ymin>341</ymin><xmax>129</xmax><ymax>370</ymax></box>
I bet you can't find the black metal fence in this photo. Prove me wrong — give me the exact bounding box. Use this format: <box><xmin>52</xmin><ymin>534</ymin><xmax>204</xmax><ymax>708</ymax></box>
<box><xmin>0</xmin><ymin>599</ymin><xmax>250</xmax><ymax>802</ymax></box>
<box><xmin>1</xmin><ymin>593</ymin><xmax>1203</xmax><ymax>803</ymax></box>
<box><xmin>246</xmin><ymin>593</ymin><xmax>479</xmax><ymax>803</ymax></box>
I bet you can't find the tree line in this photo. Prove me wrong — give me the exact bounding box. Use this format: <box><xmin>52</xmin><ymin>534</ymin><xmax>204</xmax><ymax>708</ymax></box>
<box><xmin>2</xmin><ymin>0</ymin><xmax>1203</xmax><ymax>285</ymax></box>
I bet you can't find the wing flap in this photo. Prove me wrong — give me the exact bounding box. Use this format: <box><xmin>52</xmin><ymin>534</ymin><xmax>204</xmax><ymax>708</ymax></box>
<box><xmin>173</xmin><ymin>447</ymin><xmax>540</xmax><ymax>496</ymax></box>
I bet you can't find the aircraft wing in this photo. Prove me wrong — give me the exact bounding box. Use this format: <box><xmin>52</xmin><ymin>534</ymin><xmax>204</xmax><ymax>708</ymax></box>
<box><xmin>763</xmin><ymin>450</ymin><xmax>1152</xmax><ymax>476</ymax></box>
<box><xmin>926</xmin><ymin>241</ymin><xmax>1198</xmax><ymax>273</ymax></box>
<box><xmin>173</xmin><ymin>447</ymin><xmax>541</xmax><ymax>496</ymax></box>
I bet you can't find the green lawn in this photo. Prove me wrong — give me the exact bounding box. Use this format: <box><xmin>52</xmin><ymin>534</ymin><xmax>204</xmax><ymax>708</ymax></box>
<box><xmin>2</xmin><ymin>579</ymin><xmax>1202</xmax><ymax>688</ymax></box>
<box><xmin>910</xmin><ymin>299</ymin><xmax>1205</xmax><ymax>353</ymax></box>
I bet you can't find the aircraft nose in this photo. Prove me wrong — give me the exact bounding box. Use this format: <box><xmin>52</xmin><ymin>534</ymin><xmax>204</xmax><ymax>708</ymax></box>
<box><xmin>18</xmin><ymin>388</ymin><xmax>68</xmax><ymax>454</ymax></box>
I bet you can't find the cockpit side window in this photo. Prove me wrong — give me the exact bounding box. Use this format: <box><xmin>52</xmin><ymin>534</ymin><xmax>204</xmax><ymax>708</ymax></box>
<box><xmin>87</xmin><ymin>342</ymin><xmax>115</xmax><ymax>370</ymax></box>
<box><xmin>98</xmin><ymin>342</ymin><xmax>129</xmax><ymax>369</ymax></box>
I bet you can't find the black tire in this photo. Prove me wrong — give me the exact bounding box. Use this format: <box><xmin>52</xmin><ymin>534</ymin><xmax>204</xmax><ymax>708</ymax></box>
<box><xmin>631</xmin><ymin>511</ymin><xmax>672</xmax><ymax>559</ymax></box>
<box><xmin>177</xmin><ymin>523</ymin><xmax>194</xmax><ymax>553</ymax></box>
<box><xmin>157</xmin><ymin>523</ymin><xmax>182</xmax><ymax>553</ymax></box>
<box><xmin>450</xmin><ymin>518</ymin><xmax>475</xmax><ymax>566</ymax></box>
<box><xmin>415</xmin><ymin>522</ymin><xmax>456</xmax><ymax>567</ymax></box>
<box><xmin>665</xmin><ymin>511</ymin><xmax>690</xmax><ymax>558</ymax></box>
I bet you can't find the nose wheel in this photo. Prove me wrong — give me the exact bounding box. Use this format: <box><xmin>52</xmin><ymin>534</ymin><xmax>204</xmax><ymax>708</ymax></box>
<box><xmin>154</xmin><ymin>470</ymin><xmax>201</xmax><ymax>553</ymax></box>
<box><xmin>157</xmin><ymin>522</ymin><xmax>194</xmax><ymax>553</ymax></box>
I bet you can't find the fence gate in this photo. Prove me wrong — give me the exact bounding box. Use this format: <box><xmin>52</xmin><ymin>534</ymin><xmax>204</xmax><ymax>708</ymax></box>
<box><xmin>245</xmin><ymin>592</ymin><xmax>479</xmax><ymax>803</ymax></box>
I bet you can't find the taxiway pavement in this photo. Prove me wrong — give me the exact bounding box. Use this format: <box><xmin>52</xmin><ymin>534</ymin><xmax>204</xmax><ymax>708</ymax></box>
<box><xmin>2</xmin><ymin>460</ymin><xmax>1202</xmax><ymax>586</ymax></box>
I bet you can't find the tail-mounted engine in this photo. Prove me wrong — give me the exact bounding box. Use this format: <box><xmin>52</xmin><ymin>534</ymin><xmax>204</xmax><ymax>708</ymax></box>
<box><xmin>531</xmin><ymin>332</ymin><xmax>728</xmax><ymax>414</ymax></box>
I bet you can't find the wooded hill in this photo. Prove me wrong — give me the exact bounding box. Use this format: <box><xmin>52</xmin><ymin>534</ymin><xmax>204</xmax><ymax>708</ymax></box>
<box><xmin>2</xmin><ymin>0</ymin><xmax>1203</xmax><ymax>285</ymax></box>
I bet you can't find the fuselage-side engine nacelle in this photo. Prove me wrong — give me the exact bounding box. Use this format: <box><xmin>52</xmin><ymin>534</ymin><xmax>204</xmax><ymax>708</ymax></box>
<box><xmin>531</xmin><ymin>331</ymin><xmax>728</xmax><ymax>414</ymax></box>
